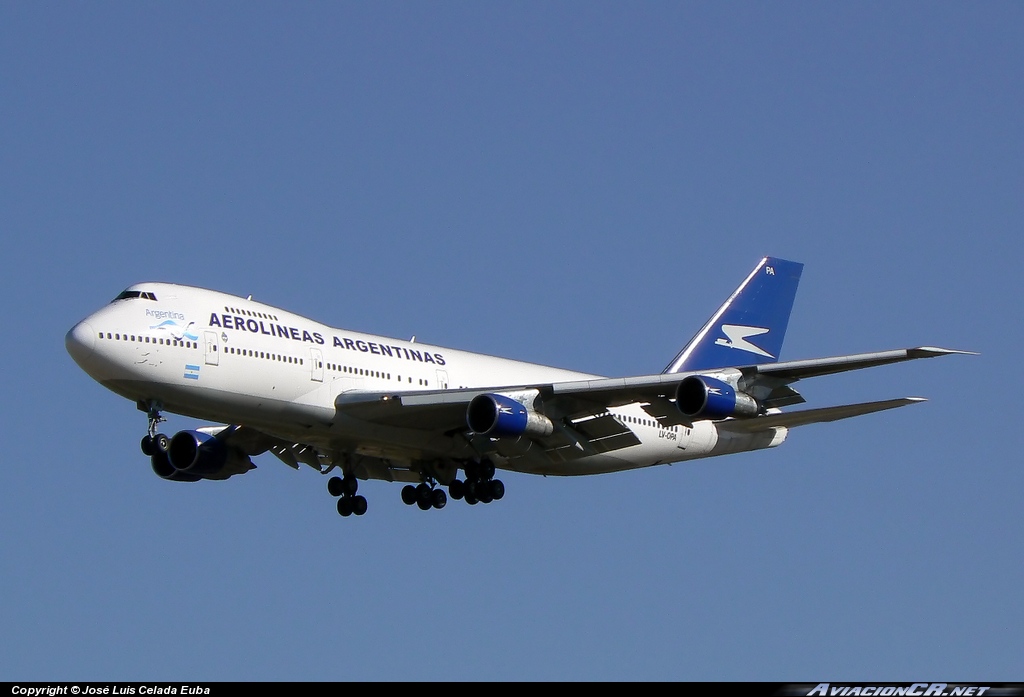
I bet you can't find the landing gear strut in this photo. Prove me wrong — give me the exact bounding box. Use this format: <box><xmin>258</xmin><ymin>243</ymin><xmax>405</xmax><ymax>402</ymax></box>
<box><xmin>139</xmin><ymin>401</ymin><xmax>168</xmax><ymax>456</ymax></box>
<box><xmin>328</xmin><ymin>473</ymin><xmax>367</xmax><ymax>517</ymax></box>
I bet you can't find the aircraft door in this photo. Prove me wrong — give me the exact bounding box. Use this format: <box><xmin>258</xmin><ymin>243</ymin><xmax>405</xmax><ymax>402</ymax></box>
<box><xmin>436</xmin><ymin>369</ymin><xmax>449</xmax><ymax>389</ymax></box>
<box><xmin>310</xmin><ymin>348</ymin><xmax>324</xmax><ymax>382</ymax></box>
<box><xmin>677</xmin><ymin>425</ymin><xmax>690</xmax><ymax>451</ymax></box>
<box><xmin>204</xmin><ymin>331</ymin><xmax>220</xmax><ymax>366</ymax></box>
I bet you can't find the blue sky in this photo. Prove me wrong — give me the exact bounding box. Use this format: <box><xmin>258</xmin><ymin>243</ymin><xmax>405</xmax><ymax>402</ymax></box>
<box><xmin>1</xmin><ymin>2</ymin><xmax>1020</xmax><ymax>681</ymax></box>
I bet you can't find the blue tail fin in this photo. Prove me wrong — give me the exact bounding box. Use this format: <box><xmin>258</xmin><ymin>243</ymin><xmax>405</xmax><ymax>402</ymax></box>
<box><xmin>663</xmin><ymin>257</ymin><xmax>804</xmax><ymax>373</ymax></box>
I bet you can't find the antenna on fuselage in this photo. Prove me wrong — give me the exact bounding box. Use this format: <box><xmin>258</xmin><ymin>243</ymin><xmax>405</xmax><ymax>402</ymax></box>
<box><xmin>246</xmin><ymin>295</ymin><xmax>252</xmax><ymax>300</ymax></box>
<box><xmin>410</xmin><ymin>335</ymin><xmax>416</xmax><ymax>343</ymax></box>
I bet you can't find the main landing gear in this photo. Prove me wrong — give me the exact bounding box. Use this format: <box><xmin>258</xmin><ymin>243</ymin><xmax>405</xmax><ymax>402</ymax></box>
<box><xmin>328</xmin><ymin>459</ymin><xmax>505</xmax><ymax>518</ymax></box>
<box><xmin>399</xmin><ymin>460</ymin><xmax>504</xmax><ymax>512</ymax></box>
<box><xmin>446</xmin><ymin>460</ymin><xmax>504</xmax><ymax>506</ymax></box>
<box><xmin>327</xmin><ymin>474</ymin><xmax>367</xmax><ymax>517</ymax></box>
<box><xmin>401</xmin><ymin>480</ymin><xmax>448</xmax><ymax>511</ymax></box>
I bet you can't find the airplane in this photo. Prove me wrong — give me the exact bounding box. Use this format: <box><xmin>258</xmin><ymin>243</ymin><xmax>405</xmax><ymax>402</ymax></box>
<box><xmin>64</xmin><ymin>256</ymin><xmax>972</xmax><ymax>517</ymax></box>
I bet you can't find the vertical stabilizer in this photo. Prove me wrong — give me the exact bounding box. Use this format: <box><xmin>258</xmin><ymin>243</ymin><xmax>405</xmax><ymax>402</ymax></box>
<box><xmin>663</xmin><ymin>257</ymin><xmax>803</xmax><ymax>373</ymax></box>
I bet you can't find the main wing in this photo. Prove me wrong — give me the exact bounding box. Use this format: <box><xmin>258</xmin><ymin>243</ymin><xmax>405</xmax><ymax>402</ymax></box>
<box><xmin>332</xmin><ymin>346</ymin><xmax>974</xmax><ymax>456</ymax></box>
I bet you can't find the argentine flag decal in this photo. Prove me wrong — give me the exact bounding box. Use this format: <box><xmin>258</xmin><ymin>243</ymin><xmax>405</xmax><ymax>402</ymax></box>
<box><xmin>184</xmin><ymin>364</ymin><xmax>201</xmax><ymax>380</ymax></box>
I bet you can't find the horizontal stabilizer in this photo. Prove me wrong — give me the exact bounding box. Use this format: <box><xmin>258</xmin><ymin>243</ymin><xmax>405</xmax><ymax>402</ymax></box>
<box><xmin>718</xmin><ymin>397</ymin><xmax>927</xmax><ymax>433</ymax></box>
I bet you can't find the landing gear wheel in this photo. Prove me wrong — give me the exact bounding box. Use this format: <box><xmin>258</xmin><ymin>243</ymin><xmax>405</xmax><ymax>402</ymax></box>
<box><xmin>401</xmin><ymin>485</ymin><xmax>417</xmax><ymax>505</ymax></box>
<box><xmin>327</xmin><ymin>476</ymin><xmax>345</xmax><ymax>497</ymax></box>
<box><xmin>477</xmin><ymin>488</ymin><xmax>493</xmax><ymax>504</ymax></box>
<box><xmin>448</xmin><ymin>479</ymin><xmax>465</xmax><ymax>500</ymax></box>
<box><xmin>489</xmin><ymin>479</ymin><xmax>505</xmax><ymax>500</ymax></box>
<box><xmin>343</xmin><ymin>475</ymin><xmax>358</xmax><ymax>496</ymax></box>
<box><xmin>432</xmin><ymin>489</ymin><xmax>447</xmax><ymax>509</ymax></box>
<box><xmin>464</xmin><ymin>493</ymin><xmax>478</xmax><ymax>505</ymax></box>
<box><xmin>480</xmin><ymin>460</ymin><xmax>495</xmax><ymax>480</ymax></box>
<box><xmin>337</xmin><ymin>497</ymin><xmax>354</xmax><ymax>517</ymax></box>
<box><xmin>141</xmin><ymin>435</ymin><xmax>154</xmax><ymax>456</ymax></box>
<box><xmin>153</xmin><ymin>433</ymin><xmax>170</xmax><ymax>452</ymax></box>
<box><xmin>351</xmin><ymin>495</ymin><xmax>367</xmax><ymax>516</ymax></box>
<box><xmin>415</xmin><ymin>483</ymin><xmax>432</xmax><ymax>510</ymax></box>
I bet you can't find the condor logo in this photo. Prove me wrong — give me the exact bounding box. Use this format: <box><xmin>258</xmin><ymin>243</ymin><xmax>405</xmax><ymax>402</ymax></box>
<box><xmin>714</xmin><ymin>324</ymin><xmax>774</xmax><ymax>358</ymax></box>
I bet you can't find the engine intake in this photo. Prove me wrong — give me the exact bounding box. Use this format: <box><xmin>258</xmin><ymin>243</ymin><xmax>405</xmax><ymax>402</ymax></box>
<box><xmin>467</xmin><ymin>393</ymin><xmax>554</xmax><ymax>438</ymax></box>
<box><xmin>675</xmin><ymin>375</ymin><xmax>760</xmax><ymax>419</ymax></box>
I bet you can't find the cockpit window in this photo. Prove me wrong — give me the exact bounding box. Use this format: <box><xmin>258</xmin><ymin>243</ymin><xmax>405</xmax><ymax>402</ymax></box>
<box><xmin>111</xmin><ymin>290</ymin><xmax>157</xmax><ymax>302</ymax></box>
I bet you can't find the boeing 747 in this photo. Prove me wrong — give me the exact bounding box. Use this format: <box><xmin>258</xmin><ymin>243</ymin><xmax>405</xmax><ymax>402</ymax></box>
<box><xmin>65</xmin><ymin>257</ymin><xmax>972</xmax><ymax>517</ymax></box>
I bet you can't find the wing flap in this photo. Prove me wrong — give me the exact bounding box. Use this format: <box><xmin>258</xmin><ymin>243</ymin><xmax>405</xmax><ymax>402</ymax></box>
<box><xmin>567</xmin><ymin>413</ymin><xmax>641</xmax><ymax>450</ymax></box>
<box><xmin>570</xmin><ymin>413</ymin><xmax>631</xmax><ymax>440</ymax></box>
<box><xmin>717</xmin><ymin>397</ymin><xmax>926</xmax><ymax>433</ymax></box>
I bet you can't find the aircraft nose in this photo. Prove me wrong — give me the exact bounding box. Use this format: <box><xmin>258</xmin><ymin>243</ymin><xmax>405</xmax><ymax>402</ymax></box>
<box><xmin>65</xmin><ymin>320</ymin><xmax>96</xmax><ymax>366</ymax></box>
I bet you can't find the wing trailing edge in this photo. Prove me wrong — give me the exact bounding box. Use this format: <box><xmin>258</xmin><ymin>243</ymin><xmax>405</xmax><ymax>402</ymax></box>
<box><xmin>717</xmin><ymin>397</ymin><xmax>927</xmax><ymax>433</ymax></box>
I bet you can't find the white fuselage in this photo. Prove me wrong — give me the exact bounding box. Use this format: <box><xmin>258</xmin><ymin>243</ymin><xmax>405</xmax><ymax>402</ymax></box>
<box><xmin>66</xmin><ymin>283</ymin><xmax>787</xmax><ymax>479</ymax></box>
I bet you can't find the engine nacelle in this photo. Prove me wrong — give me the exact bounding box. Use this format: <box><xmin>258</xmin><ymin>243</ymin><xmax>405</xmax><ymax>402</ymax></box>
<box><xmin>467</xmin><ymin>393</ymin><xmax>554</xmax><ymax>438</ymax></box>
<box><xmin>150</xmin><ymin>449</ymin><xmax>202</xmax><ymax>482</ymax></box>
<box><xmin>166</xmin><ymin>430</ymin><xmax>255</xmax><ymax>479</ymax></box>
<box><xmin>675</xmin><ymin>375</ymin><xmax>760</xmax><ymax>419</ymax></box>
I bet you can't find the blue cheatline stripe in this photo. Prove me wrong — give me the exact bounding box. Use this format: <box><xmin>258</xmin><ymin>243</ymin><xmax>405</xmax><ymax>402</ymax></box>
<box><xmin>185</xmin><ymin>365</ymin><xmax>201</xmax><ymax>371</ymax></box>
<box><xmin>183</xmin><ymin>373</ymin><xmax>199</xmax><ymax>380</ymax></box>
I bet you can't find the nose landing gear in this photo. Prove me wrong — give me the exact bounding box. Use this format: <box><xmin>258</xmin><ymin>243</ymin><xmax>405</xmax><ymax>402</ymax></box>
<box><xmin>139</xmin><ymin>401</ymin><xmax>168</xmax><ymax>456</ymax></box>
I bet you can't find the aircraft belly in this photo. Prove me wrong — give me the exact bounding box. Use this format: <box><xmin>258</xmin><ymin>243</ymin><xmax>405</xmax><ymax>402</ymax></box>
<box><xmin>508</xmin><ymin>421</ymin><xmax>788</xmax><ymax>476</ymax></box>
<box><xmin>103</xmin><ymin>378</ymin><xmax>334</xmax><ymax>430</ymax></box>
<box><xmin>326</xmin><ymin>415</ymin><xmax>472</xmax><ymax>461</ymax></box>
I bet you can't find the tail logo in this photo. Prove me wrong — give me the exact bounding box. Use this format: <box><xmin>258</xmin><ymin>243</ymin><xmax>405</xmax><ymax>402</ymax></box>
<box><xmin>714</xmin><ymin>324</ymin><xmax>774</xmax><ymax>358</ymax></box>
